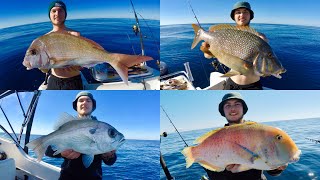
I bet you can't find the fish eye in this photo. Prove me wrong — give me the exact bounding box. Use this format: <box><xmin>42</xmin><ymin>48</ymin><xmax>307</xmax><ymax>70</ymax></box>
<box><xmin>268</xmin><ymin>53</ymin><xmax>273</xmax><ymax>58</ymax></box>
<box><xmin>108</xmin><ymin>128</ymin><xmax>116</xmax><ymax>138</ymax></box>
<box><xmin>276</xmin><ymin>135</ymin><xmax>282</xmax><ymax>140</ymax></box>
<box><xmin>30</xmin><ymin>49</ymin><xmax>37</xmax><ymax>55</ymax></box>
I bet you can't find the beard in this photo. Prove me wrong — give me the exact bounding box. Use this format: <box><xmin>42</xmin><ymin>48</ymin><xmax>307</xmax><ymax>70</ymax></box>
<box><xmin>226</xmin><ymin>115</ymin><xmax>244</xmax><ymax>124</ymax></box>
<box><xmin>52</xmin><ymin>20</ymin><xmax>65</xmax><ymax>26</ymax></box>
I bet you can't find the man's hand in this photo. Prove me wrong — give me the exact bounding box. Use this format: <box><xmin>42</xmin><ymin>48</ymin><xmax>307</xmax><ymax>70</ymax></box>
<box><xmin>61</xmin><ymin>149</ymin><xmax>81</xmax><ymax>159</ymax></box>
<box><xmin>53</xmin><ymin>66</ymin><xmax>82</xmax><ymax>77</ymax></box>
<box><xmin>200</xmin><ymin>42</ymin><xmax>214</xmax><ymax>59</ymax></box>
<box><xmin>101</xmin><ymin>150</ymin><xmax>116</xmax><ymax>161</ymax></box>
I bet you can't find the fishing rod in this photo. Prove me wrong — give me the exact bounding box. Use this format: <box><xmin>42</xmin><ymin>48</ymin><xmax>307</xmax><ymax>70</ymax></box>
<box><xmin>130</xmin><ymin>0</ymin><xmax>145</xmax><ymax>57</ymax></box>
<box><xmin>161</xmin><ymin>105</ymin><xmax>188</xmax><ymax>147</ymax></box>
<box><xmin>306</xmin><ymin>138</ymin><xmax>320</xmax><ymax>143</ymax></box>
<box><xmin>187</xmin><ymin>0</ymin><xmax>202</xmax><ymax>29</ymax></box>
<box><xmin>187</xmin><ymin>0</ymin><xmax>228</xmax><ymax>77</ymax></box>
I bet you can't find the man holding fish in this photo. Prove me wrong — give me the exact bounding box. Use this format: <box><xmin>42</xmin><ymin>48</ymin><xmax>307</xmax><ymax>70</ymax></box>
<box><xmin>182</xmin><ymin>92</ymin><xmax>301</xmax><ymax>179</ymax></box>
<box><xmin>41</xmin><ymin>91</ymin><xmax>122</xmax><ymax>180</ymax></box>
<box><xmin>46</xmin><ymin>1</ymin><xmax>84</xmax><ymax>90</ymax></box>
<box><xmin>199</xmin><ymin>2</ymin><xmax>285</xmax><ymax>90</ymax></box>
<box><xmin>23</xmin><ymin>1</ymin><xmax>153</xmax><ymax>89</ymax></box>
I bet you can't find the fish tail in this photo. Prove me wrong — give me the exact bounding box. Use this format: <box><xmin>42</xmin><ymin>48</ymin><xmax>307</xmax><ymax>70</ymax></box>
<box><xmin>107</xmin><ymin>53</ymin><xmax>153</xmax><ymax>84</ymax></box>
<box><xmin>181</xmin><ymin>147</ymin><xmax>195</xmax><ymax>168</ymax></box>
<box><xmin>191</xmin><ymin>24</ymin><xmax>202</xmax><ymax>49</ymax></box>
<box><xmin>26</xmin><ymin>136</ymin><xmax>50</xmax><ymax>161</ymax></box>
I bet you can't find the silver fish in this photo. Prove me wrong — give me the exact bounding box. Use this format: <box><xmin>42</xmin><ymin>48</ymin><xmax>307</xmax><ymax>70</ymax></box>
<box><xmin>26</xmin><ymin>113</ymin><xmax>125</xmax><ymax>168</ymax></box>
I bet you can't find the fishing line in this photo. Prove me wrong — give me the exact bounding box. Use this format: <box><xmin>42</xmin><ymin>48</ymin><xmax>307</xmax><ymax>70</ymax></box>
<box><xmin>187</xmin><ymin>0</ymin><xmax>228</xmax><ymax>82</ymax></box>
<box><xmin>187</xmin><ymin>0</ymin><xmax>210</xmax><ymax>85</ymax></box>
<box><xmin>161</xmin><ymin>105</ymin><xmax>189</xmax><ymax>147</ymax></box>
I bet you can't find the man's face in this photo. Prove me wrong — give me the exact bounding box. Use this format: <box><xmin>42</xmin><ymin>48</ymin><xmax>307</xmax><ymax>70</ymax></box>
<box><xmin>77</xmin><ymin>96</ymin><xmax>93</xmax><ymax>116</ymax></box>
<box><xmin>223</xmin><ymin>99</ymin><xmax>244</xmax><ymax>123</ymax></box>
<box><xmin>50</xmin><ymin>7</ymin><xmax>66</xmax><ymax>25</ymax></box>
<box><xmin>234</xmin><ymin>8</ymin><xmax>250</xmax><ymax>26</ymax></box>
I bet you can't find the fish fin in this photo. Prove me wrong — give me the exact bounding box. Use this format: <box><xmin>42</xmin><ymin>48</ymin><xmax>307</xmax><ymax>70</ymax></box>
<box><xmin>39</xmin><ymin>68</ymin><xmax>49</xmax><ymax>73</ymax></box>
<box><xmin>181</xmin><ymin>147</ymin><xmax>195</xmax><ymax>168</ymax></box>
<box><xmin>232</xmin><ymin>141</ymin><xmax>260</xmax><ymax>163</ymax></box>
<box><xmin>221</xmin><ymin>70</ymin><xmax>241</xmax><ymax>77</ymax></box>
<box><xmin>209</xmin><ymin>24</ymin><xmax>237</xmax><ymax>31</ymax></box>
<box><xmin>236</xmin><ymin>26</ymin><xmax>260</xmax><ymax>36</ymax></box>
<box><xmin>53</xmin><ymin>149</ymin><xmax>64</xmax><ymax>156</ymax></box>
<box><xmin>26</xmin><ymin>136</ymin><xmax>50</xmax><ymax>161</ymax></box>
<box><xmin>228</xmin><ymin>164</ymin><xmax>252</xmax><ymax>173</ymax></box>
<box><xmin>195</xmin><ymin>128</ymin><xmax>224</xmax><ymax>144</ymax></box>
<box><xmin>107</xmin><ymin>53</ymin><xmax>153</xmax><ymax>84</ymax></box>
<box><xmin>82</xmin><ymin>154</ymin><xmax>94</xmax><ymax>168</ymax></box>
<box><xmin>54</xmin><ymin>112</ymin><xmax>77</xmax><ymax>130</ymax></box>
<box><xmin>191</xmin><ymin>24</ymin><xmax>202</xmax><ymax>49</ymax></box>
<box><xmin>198</xmin><ymin>160</ymin><xmax>224</xmax><ymax>172</ymax></box>
<box><xmin>209</xmin><ymin>24</ymin><xmax>259</xmax><ymax>36</ymax></box>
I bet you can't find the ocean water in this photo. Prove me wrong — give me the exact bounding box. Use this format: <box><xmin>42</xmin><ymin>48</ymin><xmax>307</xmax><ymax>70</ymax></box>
<box><xmin>0</xmin><ymin>133</ymin><xmax>159</xmax><ymax>180</ymax></box>
<box><xmin>0</xmin><ymin>18</ymin><xmax>160</xmax><ymax>90</ymax></box>
<box><xmin>160</xmin><ymin>118</ymin><xmax>320</xmax><ymax>180</ymax></box>
<box><xmin>160</xmin><ymin>24</ymin><xmax>320</xmax><ymax>89</ymax></box>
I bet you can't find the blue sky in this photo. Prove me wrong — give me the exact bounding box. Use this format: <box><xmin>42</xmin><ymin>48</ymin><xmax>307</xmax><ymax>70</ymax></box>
<box><xmin>0</xmin><ymin>0</ymin><xmax>159</xmax><ymax>29</ymax></box>
<box><xmin>0</xmin><ymin>91</ymin><xmax>159</xmax><ymax>140</ymax></box>
<box><xmin>161</xmin><ymin>0</ymin><xmax>320</xmax><ymax>27</ymax></box>
<box><xmin>161</xmin><ymin>91</ymin><xmax>320</xmax><ymax>133</ymax></box>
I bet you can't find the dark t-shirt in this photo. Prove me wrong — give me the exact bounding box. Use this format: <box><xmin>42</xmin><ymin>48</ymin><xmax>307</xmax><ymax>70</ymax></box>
<box><xmin>45</xmin><ymin>146</ymin><xmax>117</xmax><ymax>180</ymax></box>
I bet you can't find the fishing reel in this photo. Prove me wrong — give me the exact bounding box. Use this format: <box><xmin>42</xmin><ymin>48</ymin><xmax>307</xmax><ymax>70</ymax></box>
<box><xmin>132</xmin><ymin>25</ymin><xmax>139</xmax><ymax>36</ymax></box>
<box><xmin>0</xmin><ymin>151</ymin><xmax>7</xmax><ymax>160</ymax></box>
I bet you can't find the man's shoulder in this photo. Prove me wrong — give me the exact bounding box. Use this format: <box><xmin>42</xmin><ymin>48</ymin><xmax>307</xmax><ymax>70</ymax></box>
<box><xmin>67</xmin><ymin>29</ymin><xmax>80</xmax><ymax>36</ymax></box>
<box><xmin>46</xmin><ymin>28</ymin><xmax>80</xmax><ymax>36</ymax></box>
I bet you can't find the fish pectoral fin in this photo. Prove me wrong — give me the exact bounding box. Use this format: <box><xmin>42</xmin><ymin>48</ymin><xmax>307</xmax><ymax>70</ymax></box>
<box><xmin>232</xmin><ymin>142</ymin><xmax>260</xmax><ymax>163</ymax></box>
<box><xmin>199</xmin><ymin>160</ymin><xmax>224</xmax><ymax>172</ymax></box>
<box><xmin>82</xmin><ymin>154</ymin><xmax>94</xmax><ymax>168</ymax></box>
<box><xmin>221</xmin><ymin>70</ymin><xmax>241</xmax><ymax>77</ymax></box>
<box><xmin>39</xmin><ymin>68</ymin><xmax>49</xmax><ymax>73</ymax></box>
<box><xmin>227</xmin><ymin>164</ymin><xmax>252</xmax><ymax>173</ymax></box>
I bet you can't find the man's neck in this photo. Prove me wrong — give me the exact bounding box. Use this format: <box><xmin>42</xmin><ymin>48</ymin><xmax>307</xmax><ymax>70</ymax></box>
<box><xmin>227</xmin><ymin>119</ymin><xmax>244</xmax><ymax>126</ymax></box>
<box><xmin>78</xmin><ymin>114</ymin><xmax>91</xmax><ymax>119</ymax></box>
<box><xmin>52</xmin><ymin>24</ymin><xmax>67</xmax><ymax>32</ymax></box>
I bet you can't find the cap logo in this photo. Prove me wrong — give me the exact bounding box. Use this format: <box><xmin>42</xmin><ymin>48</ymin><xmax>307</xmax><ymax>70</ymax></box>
<box><xmin>55</xmin><ymin>3</ymin><xmax>63</xmax><ymax>7</ymax></box>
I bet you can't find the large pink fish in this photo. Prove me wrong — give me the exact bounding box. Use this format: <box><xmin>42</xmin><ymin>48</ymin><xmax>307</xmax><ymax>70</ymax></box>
<box><xmin>182</xmin><ymin>122</ymin><xmax>301</xmax><ymax>173</ymax></box>
<box><xmin>23</xmin><ymin>32</ymin><xmax>153</xmax><ymax>84</ymax></box>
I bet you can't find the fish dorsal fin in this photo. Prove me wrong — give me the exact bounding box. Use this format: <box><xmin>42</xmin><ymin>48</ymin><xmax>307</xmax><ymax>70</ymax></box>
<box><xmin>54</xmin><ymin>112</ymin><xmax>77</xmax><ymax>130</ymax></box>
<box><xmin>195</xmin><ymin>121</ymin><xmax>257</xmax><ymax>144</ymax></box>
<box><xmin>194</xmin><ymin>127</ymin><xmax>224</xmax><ymax>144</ymax></box>
<box><xmin>209</xmin><ymin>24</ymin><xmax>237</xmax><ymax>31</ymax></box>
<box><xmin>209</xmin><ymin>24</ymin><xmax>259</xmax><ymax>36</ymax></box>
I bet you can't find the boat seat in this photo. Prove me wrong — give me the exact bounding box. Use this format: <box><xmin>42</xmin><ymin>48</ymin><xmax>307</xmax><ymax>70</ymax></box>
<box><xmin>0</xmin><ymin>158</ymin><xmax>15</xmax><ymax>180</ymax></box>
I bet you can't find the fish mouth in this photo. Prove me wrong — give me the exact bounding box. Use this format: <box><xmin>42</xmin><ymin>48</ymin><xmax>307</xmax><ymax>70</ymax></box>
<box><xmin>289</xmin><ymin>150</ymin><xmax>301</xmax><ymax>163</ymax></box>
<box><xmin>22</xmin><ymin>60</ymin><xmax>32</xmax><ymax>70</ymax></box>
